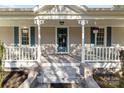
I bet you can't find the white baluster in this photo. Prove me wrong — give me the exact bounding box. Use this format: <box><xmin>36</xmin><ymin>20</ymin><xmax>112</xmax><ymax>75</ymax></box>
<box><xmin>35</xmin><ymin>47</ymin><xmax>36</xmax><ymax>60</ymax></box>
<box><xmin>117</xmin><ymin>51</ymin><xmax>120</xmax><ymax>60</ymax></box>
<box><xmin>27</xmin><ymin>47</ymin><xmax>29</xmax><ymax>60</ymax></box>
<box><xmin>105</xmin><ymin>47</ymin><xmax>108</xmax><ymax>61</ymax></box>
<box><xmin>21</xmin><ymin>47</ymin><xmax>23</xmax><ymax>60</ymax></box>
<box><xmin>12</xmin><ymin>47</ymin><xmax>14</xmax><ymax>60</ymax></box>
<box><xmin>23</xmin><ymin>47</ymin><xmax>25</xmax><ymax>60</ymax></box>
<box><xmin>99</xmin><ymin>47</ymin><xmax>101</xmax><ymax>60</ymax></box>
<box><xmin>30</xmin><ymin>47</ymin><xmax>31</xmax><ymax>60</ymax></box>
<box><xmin>8</xmin><ymin>48</ymin><xmax>10</xmax><ymax>60</ymax></box>
<box><xmin>90</xmin><ymin>48</ymin><xmax>92</xmax><ymax>61</ymax></box>
<box><xmin>30</xmin><ymin>48</ymin><xmax>32</xmax><ymax>60</ymax></box>
<box><xmin>102</xmin><ymin>47</ymin><xmax>104</xmax><ymax>60</ymax></box>
<box><xmin>85</xmin><ymin>47</ymin><xmax>87</xmax><ymax>60</ymax></box>
<box><xmin>9</xmin><ymin>47</ymin><xmax>10</xmax><ymax>60</ymax></box>
<box><xmin>92</xmin><ymin>47</ymin><xmax>94</xmax><ymax>61</ymax></box>
<box><xmin>5</xmin><ymin>48</ymin><xmax>7</xmax><ymax>60</ymax></box>
<box><xmin>114</xmin><ymin>48</ymin><xmax>115</xmax><ymax>60</ymax></box>
<box><xmin>109</xmin><ymin>47</ymin><xmax>111</xmax><ymax>61</ymax></box>
<box><xmin>19</xmin><ymin>47</ymin><xmax>20</xmax><ymax>60</ymax></box>
<box><xmin>6</xmin><ymin>48</ymin><xmax>7</xmax><ymax>60</ymax></box>
<box><xmin>96</xmin><ymin>47</ymin><xmax>98</xmax><ymax>61</ymax></box>
<box><xmin>25</xmin><ymin>47</ymin><xmax>27</xmax><ymax>60</ymax></box>
<box><xmin>112</xmin><ymin>48</ymin><xmax>113</xmax><ymax>61</ymax></box>
<box><xmin>20</xmin><ymin>47</ymin><xmax>21</xmax><ymax>60</ymax></box>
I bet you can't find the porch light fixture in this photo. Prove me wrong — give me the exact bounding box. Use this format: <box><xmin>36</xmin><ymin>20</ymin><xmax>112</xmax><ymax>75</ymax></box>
<box><xmin>22</xmin><ymin>28</ymin><xmax>28</xmax><ymax>33</ymax></box>
<box><xmin>59</xmin><ymin>21</ymin><xmax>64</xmax><ymax>25</ymax></box>
<box><xmin>93</xmin><ymin>27</ymin><xmax>99</xmax><ymax>34</ymax></box>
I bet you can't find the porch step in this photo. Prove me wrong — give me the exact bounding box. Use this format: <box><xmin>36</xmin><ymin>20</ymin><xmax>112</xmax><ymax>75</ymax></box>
<box><xmin>35</xmin><ymin>65</ymin><xmax>81</xmax><ymax>83</ymax></box>
<box><xmin>3</xmin><ymin>61</ymin><xmax>37</xmax><ymax>69</ymax></box>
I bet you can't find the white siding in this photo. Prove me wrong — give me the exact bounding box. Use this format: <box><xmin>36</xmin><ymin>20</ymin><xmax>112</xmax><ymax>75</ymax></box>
<box><xmin>0</xmin><ymin>27</ymin><xmax>14</xmax><ymax>45</ymax></box>
<box><xmin>112</xmin><ymin>27</ymin><xmax>124</xmax><ymax>46</ymax></box>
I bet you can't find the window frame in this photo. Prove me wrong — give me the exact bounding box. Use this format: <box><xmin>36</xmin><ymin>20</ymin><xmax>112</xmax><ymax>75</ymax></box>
<box><xmin>95</xmin><ymin>27</ymin><xmax>107</xmax><ymax>47</ymax></box>
<box><xmin>19</xmin><ymin>27</ymin><xmax>30</xmax><ymax>47</ymax></box>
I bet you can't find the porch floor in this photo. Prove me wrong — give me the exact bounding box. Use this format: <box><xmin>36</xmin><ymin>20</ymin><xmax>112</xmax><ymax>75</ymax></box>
<box><xmin>40</xmin><ymin>54</ymin><xmax>81</xmax><ymax>63</ymax></box>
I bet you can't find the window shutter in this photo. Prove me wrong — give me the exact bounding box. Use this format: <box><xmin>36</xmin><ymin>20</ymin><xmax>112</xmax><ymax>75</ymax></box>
<box><xmin>90</xmin><ymin>27</ymin><xmax>95</xmax><ymax>45</ymax></box>
<box><xmin>14</xmin><ymin>27</ymin><xmax>19</xmax><ymax>47</ymax></box>
<box><xmin>30</xmin><ymin>27</ymin><xmax>35</xmax><ymax>46</ymax></box>
<box><xmin>107</xmin><ymin>27</ymin><xmax>112</xmax><ymax>46</ymax></box>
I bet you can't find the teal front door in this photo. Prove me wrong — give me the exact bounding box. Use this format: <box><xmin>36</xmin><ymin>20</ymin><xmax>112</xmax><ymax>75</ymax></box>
<box><xmin>57</xmin><ymin>28</ymin><xmax>68</xmax><ymax>53</ymax></box>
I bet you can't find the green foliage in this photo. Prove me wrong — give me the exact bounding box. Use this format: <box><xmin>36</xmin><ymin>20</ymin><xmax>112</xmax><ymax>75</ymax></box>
<box><xmin>113</xmin><ymin>5</ymin><xmax>124</xmax><ymax>9</ymax></box>
<box><xmin>118</xmin><ymin>78</ymin><xmax>124</xmax><ymax>88</ymax></box>
<box><xmin>101</xmin><ymin>83</ymin><xmax>116</xmax><ymax>88</ymax></box>
<box><xmin>0</xmin><ymin>40</ymin><xmax>5</xmax><ymax>88</ymax></box>
<box><xmin>119</xmin><ymin>50</ymin><xmax>124</xmax><ymax>76</ymax></box>
<box><xmin>0</xmin><ymin>41</ymin><xmax>5</xmax><ymax>67</ymax></box>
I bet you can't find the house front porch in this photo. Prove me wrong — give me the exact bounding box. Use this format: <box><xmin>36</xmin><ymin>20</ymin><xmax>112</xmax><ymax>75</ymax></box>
<box><xmin>0</xmin><ymin>19</ymin><xmax>122</xmax><ymax>69</ymax></box>
<box><xmin>0</xmin><ymin>5</ymin><xmax>123</xmax><ymax>70</ymax></box>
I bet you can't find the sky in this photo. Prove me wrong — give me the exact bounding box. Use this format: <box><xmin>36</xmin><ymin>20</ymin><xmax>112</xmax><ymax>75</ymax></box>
<box><xmin>87</xmin><ymin>5</ymin><xmax>113</xmax><ymax>8</ymax></box>
<box><xmin>0</xmin><ymin>5</ymin><xmax>113</xmax><ymax>8</ymax></box>
<box><xmin>0</xmin><ymin>5</ymin><xmax>34</xmax><ymax>8</ymax></box>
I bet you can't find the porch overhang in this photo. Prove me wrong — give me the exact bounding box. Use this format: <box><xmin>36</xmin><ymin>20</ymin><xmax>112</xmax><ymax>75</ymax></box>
<box><xmin>34</xmin><ymin>14</ymin><xmax>124</xmax><ymax>20</ymax></box>
<box><xmin>35</xmin><ymin>15</ymin><xmax>82</xmax><ymax>20</ymax></box>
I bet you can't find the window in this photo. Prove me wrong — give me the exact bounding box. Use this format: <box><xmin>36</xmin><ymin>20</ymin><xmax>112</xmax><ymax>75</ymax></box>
<box><xmin>96</xmin><ymin>28</ymin><xmax>104</xmax><ymax>46</ymax></box>
<box><xmin>21</xmin><ymin>28</ymin><xmax>29</xmax><ymax>45</ymax></box>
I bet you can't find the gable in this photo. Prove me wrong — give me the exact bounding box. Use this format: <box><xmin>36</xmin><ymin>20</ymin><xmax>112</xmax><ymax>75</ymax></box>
<box><xmin>35</xmin><ymin>5</ymin><xmax>85</xmax><ymax>15</ymax></box>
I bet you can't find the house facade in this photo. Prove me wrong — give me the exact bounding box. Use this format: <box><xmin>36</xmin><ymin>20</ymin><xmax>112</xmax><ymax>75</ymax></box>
<box><xmin>0</xmin><ymin>5</ymin><xmax>123</xmax><ymax>83</ymax></box>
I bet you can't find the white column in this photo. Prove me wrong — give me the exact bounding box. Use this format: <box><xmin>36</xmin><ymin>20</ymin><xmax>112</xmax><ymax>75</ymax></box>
<box><xmin>95</xmin><ymin>33</ymin><xmax>97</xmax><ymax>46</ymax></box>
<box><xmin>34</xmin><ymin>18</ymin><xmax>44</xmax><ymax>63</ymax></box>
<box><xmin>78</xmin><ymin>20</ymin><xmax>86</xmax><ymax>63</ymax></box>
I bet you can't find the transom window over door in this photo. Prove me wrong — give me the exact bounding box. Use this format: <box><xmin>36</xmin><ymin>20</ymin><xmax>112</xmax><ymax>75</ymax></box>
<box><xmin>96</xmin><ymin>28</ymin><xmax>105</xmax><ymax>46</ymax></box>
<box><xmin>21</xmin><ymin>28</ymin><xmax>29</xmax><ymax>45</ymax></box>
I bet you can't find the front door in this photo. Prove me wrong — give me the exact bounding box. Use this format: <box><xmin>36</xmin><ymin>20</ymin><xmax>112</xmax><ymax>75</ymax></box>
<box><xmin>57</xmin><ymin>27</ymin><xmax>68</xmax><ymax>53</ymax></box>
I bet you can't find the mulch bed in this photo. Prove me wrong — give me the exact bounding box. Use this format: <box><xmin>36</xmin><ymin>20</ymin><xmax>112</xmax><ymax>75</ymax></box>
<box><xmin>0</xmin><ymin>71</ymin><xmax>9</xmax><ymax>87</ymax></box>
<box><xmin>93</xmin><ymin>68</ymin><xmax>124</xmax><ymax>88</ymax></box>
<box><xmin>0</xmin><ymin>70</ymin><xmax>28</xmax><ymax>88</ymax></box>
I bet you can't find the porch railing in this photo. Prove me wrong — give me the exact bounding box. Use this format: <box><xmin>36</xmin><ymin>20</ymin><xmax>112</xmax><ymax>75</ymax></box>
<box><xmin>85</xmin><ymin>47</ymin><xmax>120</xmax><ymax>62</ymax></box>
<box><xmin>3</xmin><ymin>46</ymin><xmax>121</xmax><ymax>62</ymax></box>
<box><xmin>3</xmin><ymin>46</ymin><xmax>38</xmax><ymax>61</ymax></box>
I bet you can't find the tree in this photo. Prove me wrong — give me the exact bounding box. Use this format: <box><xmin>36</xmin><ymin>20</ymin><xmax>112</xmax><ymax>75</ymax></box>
<box><xmin>113</xmin><ymin>5</ymin><xmax>124</xmax><ymax>9</ymax></box>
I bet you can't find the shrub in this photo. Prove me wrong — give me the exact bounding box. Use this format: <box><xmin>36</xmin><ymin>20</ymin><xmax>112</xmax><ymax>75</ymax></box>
<box><xmin>0</xmin><ymin>41</ymin><xmax>5</xmax><ymax>87</ymax></box>
<box><xmin>0</xmin><ymin>41</ymin><xmax>5</xmax><ymax>68</ymax></box>
<box><xmin>119</xmin><ymin>50</ymin><xmax>124</xmax><ymax>76</ymax></box>
<box><xmin>118</xmin><ymin>78</ymin><xmax>124</xmax><ymax>88</ymax></box>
